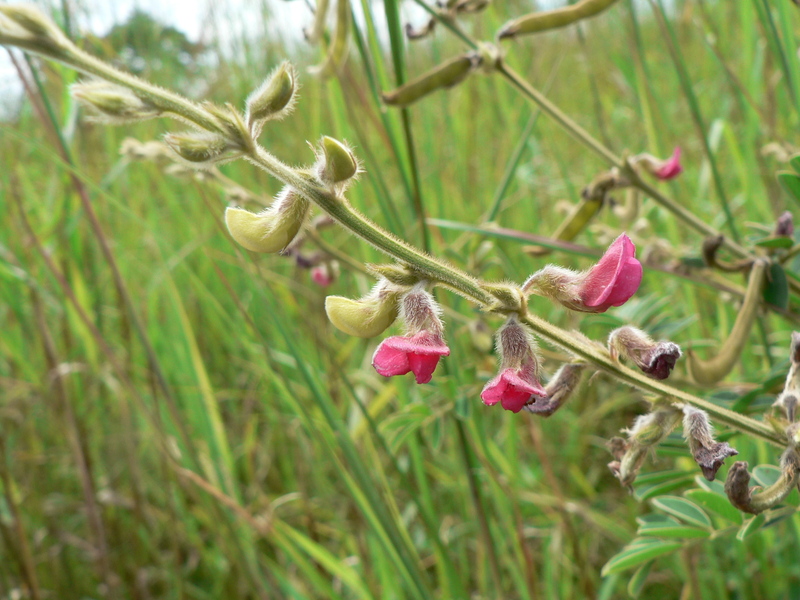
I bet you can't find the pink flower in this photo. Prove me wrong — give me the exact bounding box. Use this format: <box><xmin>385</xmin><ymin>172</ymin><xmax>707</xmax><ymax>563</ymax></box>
<box><xmin>524</xmin><ymin>234</ymin><xmax>642</xmax><ymax>313</ymax></box>
<box><xmin>372</xmin><ymin>331</ymin><xmax>450</xmax><ymax>384</ymax></box>
<box><xmin>481</xmin><ymin>366</ymin><xmax>547</xmax><ymax>413</ymax></box>
<box><xmin>578</xmin><ymin>234</ymin><xmax>643</xmax><ymax>312</ymax></box>
<box><xmin>372</xmin><ymin>285</ymin><xmax>449</xmax><ymax>384</ymax></box>
<box><xmin>481</xmin><ymin>317</ymin><xmax>546</xmax><ymax>413</ymax></box>
<box><xmin>311</xmin><ymin>265</ymin><xmax>334</xmax><ymax>286</ymax></box>
<box><xmin>654</xmin><ymin>147</ymin><xmax>683</xmax><ymax>180</ymax></box>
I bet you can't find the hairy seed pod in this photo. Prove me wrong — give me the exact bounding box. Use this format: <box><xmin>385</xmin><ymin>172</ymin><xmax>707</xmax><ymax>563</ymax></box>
<box><xmin>498</xmin><ymin>0</ymin><xmax>620</xmax><ymax>40</ymax></box>
<box><xmin>382</xmin><ymin>54</ymin><xmax>476</xmax><ymax>107</ymax></box>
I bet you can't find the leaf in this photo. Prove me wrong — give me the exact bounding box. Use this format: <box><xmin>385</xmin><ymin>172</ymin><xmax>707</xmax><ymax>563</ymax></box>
<box><xmin>651</xmin><ymin>496</ymin><xmax>712</xmax><ymax>528</ymax></box>
<box><xmin>790</xmin><ymin>153</ymin><xmax>800</xmax><ymax>174</ymax></box>
<box><xmin>637</xmin><ymin>517</ymin><xmax>711</xmax><ymax>539</ymax></box>
<box><xmin>737</xmin><ymin>514</ymin><xmax>766</xmax><ymax>540</ymax></box>
<box><xmin>601</xmin><ymin>540</ymin><xmax>683</xmax><ymax>576</ymax></box>
<box><xmin>627</xmin><ymin>560</ymin><xmax>653</xmax><ymax>598</ymax></box>
<box><xmin>684</xmin><ymin>489</ymin><xmax>742</xmax><ymax>524</ymax></box>
<box><xmin>763</xmin><ymin>262</ymin><xmax>789</xmax><ymax>309</ymax></box>
<box><xmin>753</xmin><ymin>236</ymin><xmax>794</xmax><ymax>249</ymax></box>
<box><xmin>777</xmin><ymin>171</ymin><xmax>800</xmax><ymax>204</ymax></box>
<box><xmin>751</xmin><ymin>465</ymin><xmax>782</xmax><ymax>487</ymax></box>
<box><xmin>634</xmin><ymin>477</ymin><xmax>695</xmax><ymax>501</ymax></box>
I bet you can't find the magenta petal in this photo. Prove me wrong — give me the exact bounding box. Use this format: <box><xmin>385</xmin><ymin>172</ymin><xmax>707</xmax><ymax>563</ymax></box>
<box><xmin>408</xmin><ymin>352</ymin><xmax>441</xmax><ymax>384</ymax></box>
<box><xmin>481</xmin><ymin>368</ymin><xmax>547</xmax><ymax>413</ymax></box>
<box><xmin>580</xmin><ymin>234</ymin><xmax>641</xmax><ymax>311</ymax></box>
<box><xmin>372</xmin><ymin>338</ymin><xmax>411</xmax><ymax>377</ymax></box>
<box><xmin>655</xmin><ymin>147</ymin><xmax>683</xmax><ymax>180</ymax></box>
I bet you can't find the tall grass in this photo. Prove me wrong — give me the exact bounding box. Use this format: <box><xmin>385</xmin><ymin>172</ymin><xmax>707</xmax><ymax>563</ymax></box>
<box><xmin>1</xmin><ymin>0</ymin><xmax>800</xmax><ymax>598</ymax></box>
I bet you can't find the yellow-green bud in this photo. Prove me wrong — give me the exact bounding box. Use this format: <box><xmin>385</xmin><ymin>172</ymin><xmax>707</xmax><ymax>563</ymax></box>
<box><xmin>225</xmin><ymin>188</ymin><xmax>309</xmax><ymax>253</ymax></box>
<box><xmin>317</xmin><ymin>136</ymin><xmax>358</xmax><ymax>184</ymax></box>
<box><xmin>366</xmin><ymin>264</ymin><xmax>420</xmax><ymax>287</ymax></box>
<box><xmin>325</xmin><ymin>284</ymin><xmax>400</xmax><ymax>338</ymax></box>
<box><xmin>163</xmin><ymin>131</ymin><xmax>232</xmax><ymax>164</ymax></box>
<box><xmin>246</xmin><ymin>62</ymin><xmax>296</xmax><ymax>131</ymax></box>
<box><xmin>72</xmin><ymin>81</ymin><xmax>160</xmax><ymax>122</ymax></box>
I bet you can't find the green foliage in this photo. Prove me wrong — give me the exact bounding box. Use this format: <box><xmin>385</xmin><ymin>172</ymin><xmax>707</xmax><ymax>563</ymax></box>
<box><xmin>2</xmin><ymin>0</ymin><xmax>800</xmax><ymax>599</ymax></box>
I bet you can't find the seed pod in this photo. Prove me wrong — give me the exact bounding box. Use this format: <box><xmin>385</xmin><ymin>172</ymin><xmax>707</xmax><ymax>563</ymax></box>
<box><xmin>498</xmin><ymin>0</ymin><xmax>620</xmax><ymax>40</ymax></box>
<box><xmin>382</xmin><ymin>54</ymin><xmax>476</xmax><ymax>107</ymax></box>
<box><xmin>225</xmin><ymin>187</ymin><xmax>309</xmax><ymax>253</ymax></box>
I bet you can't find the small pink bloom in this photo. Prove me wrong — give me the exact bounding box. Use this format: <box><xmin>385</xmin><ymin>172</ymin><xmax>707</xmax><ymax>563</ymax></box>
<box><xmin>654</xmin><ymin>147</ymin><xmax>683</xmax><ymax>180</ymax></box>
<box><xmin>578</xmin><ymin>234</ymin><xmax>642</xmax><ymax>312</ymax></box>
<box><xmin>372</xmin><ymin>331</ymin><xmax>450</xmax><ymax>384</ymax></box>
<box><xmin>311</xmin><ymin>265</ymin><xmax>334</xmax><ymax>286</ymax></box>
<box><xmin>481</xmin><ymin>367</ymin><xmax>547</xmax><ymax>413</ymax></box>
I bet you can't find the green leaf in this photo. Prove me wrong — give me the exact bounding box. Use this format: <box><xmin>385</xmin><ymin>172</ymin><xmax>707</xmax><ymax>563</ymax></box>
<box><xmin>601</xmin><ymin>540</ymin><xmax>683</xmax><ymax>576</ymax></box>
<box><xmin>637</xmin><ymin>517</ymin><xmax>711</xmax><ymax>539</ymax></box>
<box><xmin>627</xmin><ymin>560</ymin><xmax>653</xmax><ymax>598</ymax></box>
<box><xmin>752</xmin><ymin>465</ymin><xmax>782</xmax><ymax>487</ymax></box>
<box><xmin>763</xmin><ymin>262</ymin><xmax>789</xmax><ymax>309</ymax></box>
<box><xmin>753</xmin><ymin>236</ymin><xmax>794</xmax><ymax>249</ymax></box>
<box><xmin>777</xmin><ymin>171</ymin><xmax>800</xmax><ymax>204</ymax></box>
<box><xmin>684</xmin><ymin>490</ymin><xmax>742</xmax><ymax>524</ymax></box>
<box><xmin>790</xmin><ymin>153</ymin><xmax>800</xmax><ymax>174</ymax></box>
<box><xmin>651</xmin><ymin>496</ymin><xmax>712</xmax><ymax>528</ymax></box>
<box><xmin>737</xmin><ymin>514</ymin><xmax>766</xmax><ymax>540</ymax></box>
<box><xmin>634</xmin><ymin>477</ymin><xmax>695</xmax><ymax>501</ymax></box>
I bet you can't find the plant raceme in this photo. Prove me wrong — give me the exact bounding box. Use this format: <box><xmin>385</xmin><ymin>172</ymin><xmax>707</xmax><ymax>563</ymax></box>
<box><xmin>1</xmin><ymin>4</ymin><xmax>791</xmax><ymax>510</ymax></box>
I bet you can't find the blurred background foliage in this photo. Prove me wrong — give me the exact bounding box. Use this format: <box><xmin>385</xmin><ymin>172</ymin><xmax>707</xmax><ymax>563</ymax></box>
<box><xmin>1</xmin><ymin>0</ymin><xmax>800</xmax><ymax>598</ymax></box>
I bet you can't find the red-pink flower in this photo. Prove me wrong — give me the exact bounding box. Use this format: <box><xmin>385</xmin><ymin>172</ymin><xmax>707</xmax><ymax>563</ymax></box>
<box><xmin>654</xmin><ymin>147</ymin><xmax>683</xmax><ymax>180</ymax></box>
<box><xmin>524</xmin><ymin>234</ymin><xmax>642</xmax><ymax>313</ymax></box>
<box><xmin>481</xmin><ymin>317</ymin><xmax>546</xmax><ymax>413</ymax></box>
<box><xmin>372</xmin><ymin>286</ymin><xmax>449</xmax><ymax>384</ymax></box>
<box><xmin>481</xmin><ymin>366</ymin><xmax>547</xmax><ymax>413</ymax></box>
<box><xmin>372</xmin><ymin>331</ymin><xmax>450</xmax><ymax>384</ymax></box>
<box><xmin>578</xmin><ymin>234</ymin><xmax>643</xmax><ymax>312</ymax></box>
<box><xmin>311</xmin><ymin>265</ymin><xmax>334</xmax><ymax>286</ymax></box>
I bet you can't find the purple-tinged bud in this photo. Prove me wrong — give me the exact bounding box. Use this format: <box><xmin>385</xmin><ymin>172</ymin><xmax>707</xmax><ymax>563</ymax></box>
<box><xmin>608</xmin><ymin>326</ymin><xmax>682</xmax><ymax>380</ymax></box>
<box><xmin>523</xmin><ymin>363</ymin><xmax>586</xmax><ymax>417</ymax></box>
<box><xmin>311</xmin><ymin>262</ymin><xmax>339</xmax><ymax>287</ymax></box>
<box><xmin>609</xmin><ymin>408</ymin><xmax>681</xmax><ymax>486</ymax></box>
<box><xmin>481</xmin><ymin>317</ymin><xmax>547</xmax><ymax>413</ymax></box>
<box><xmin>725</xmin><ymin>450</ymin><xmax>800</xmax><ymax>514</ymax></box>
<box><xmin>682</xmin><ymin>406</ymin><xmax>738</xmax><ymax>480</ymax></box>
<box><xmin>774</xmin><ymin>211</ymin><xmax>794</xmax><ymax>238</ymax></box>
<box><xmin>405</xmin><ymin>19</ymin><xmax>435</xmax><ymax>40</ymax></box>
<box><xmin>633</xmin><ymin>147</ymin><xmax>684</xmax><ymax>181</ymax></box>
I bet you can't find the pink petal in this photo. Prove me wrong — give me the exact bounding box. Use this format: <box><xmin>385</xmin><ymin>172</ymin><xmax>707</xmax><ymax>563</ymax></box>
<box><xmin>580</xmin><ymin>234</ymin><xmax>642</xmax><ymax>311</ymax></box>
<box><xmin>654</xmin><ymin>147</ymin><xmax>683</xmax><ymax>180</ymax></box>
<box><xmin>481</xmin><ymin>368</ymin><xmax>547</xmax><ymax>413</ymax></box>
<box><xmin>372</xmin><ymin>338</ymin><xmax>411</xmax><ymax>377</ymax></box>
<box><xmin>311</xmin><ymin>266</ymin><xmax>333</xmax><ymax>286</ymax></box>
<box><xmin>408</xmin><ymin>352</ymin><xmax>442</xmax><ymax>384</ymax></box>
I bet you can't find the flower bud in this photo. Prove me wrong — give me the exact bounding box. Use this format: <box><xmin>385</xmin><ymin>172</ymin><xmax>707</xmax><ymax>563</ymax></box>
<box><xmin>311</xmin><ymin>262</ymin><xmax>339</xmax><ymax>287</ymax></box>
<box><xmin>316</xmin><ymin>136</ymin><xmax>358</xmax><ymax>185</ymax></box>
<box><xmin>481</xmin><ymin>318</ymin><xmax>547</xmax><ymax>413</ymax></box>
<box><xmin>0</xmin><ymin>5</ymin><xmax>68</xmax><ymax>53</ymax></box>
<box><xmin>72</xmin><ymin>81</ymin><xmax>160</xmax><ymax>122</ymax></box>
<box><xmin>634</xmin><ymin>147</ymin><xmax>684</xmax><ymax>181</ymax></box>
<box><xmin>246</xmin><ymin>62</ymin><xmax>296</xmax><ymax>132</ymax></box>
<box><xmin>681</xmin><ymin>406</ymin><xmax>738</xmax><ymax>480</ymax></box>
<box><xmin>163</xmin><ymin>131</ymin><xmax>233</xmax><ymax>165</ymax></box>
<box><xmin>609</xmin><ymin>408</ymin><xmax>681</xmax><ymax>486</ymax></box>
<box><xmin>774</xmin><ymin>211</ymin><xmax>794</xmax><ymax>238</ymax></box>
<box><xmin>524</xmin><ymin>234</ymin><xmax>642</xmax><ymax>313</ymax></box>
<box><xmin>225</xmin><ymin>187</ymin><xmax>309</xmax><ymax>253</ymax></box>
<box><xmin>725</xmin><ymin>450</ymin><xmax>800</xmax><ymax>514</ymax></box>
<box><xmin>608</xmin><ymin>326</ymin><xmax>681</xmax><ymax>380</ymax></box>
<box><xmin>773</xmin><ymin>392</ymin><xmax>798</xmax><ymax>423</ymax></box>
<box><xmin>325</xmin><ymin>281</ymin><xmax>400</xmax><ymax>338</ymax></box>
<box><xmin>367</xmin><ymin>264</ymin><xmax>421</xmax><ymax>287</ymax></box>
<box><xmin>523</xmin><ymin>363</ymin><xmax>586</xmax><ymax>417</ymax></box>
<box><xmin>372</xmin><ymin>285</ymin><xmax>449</xmax><ymax>384</ymax></box>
